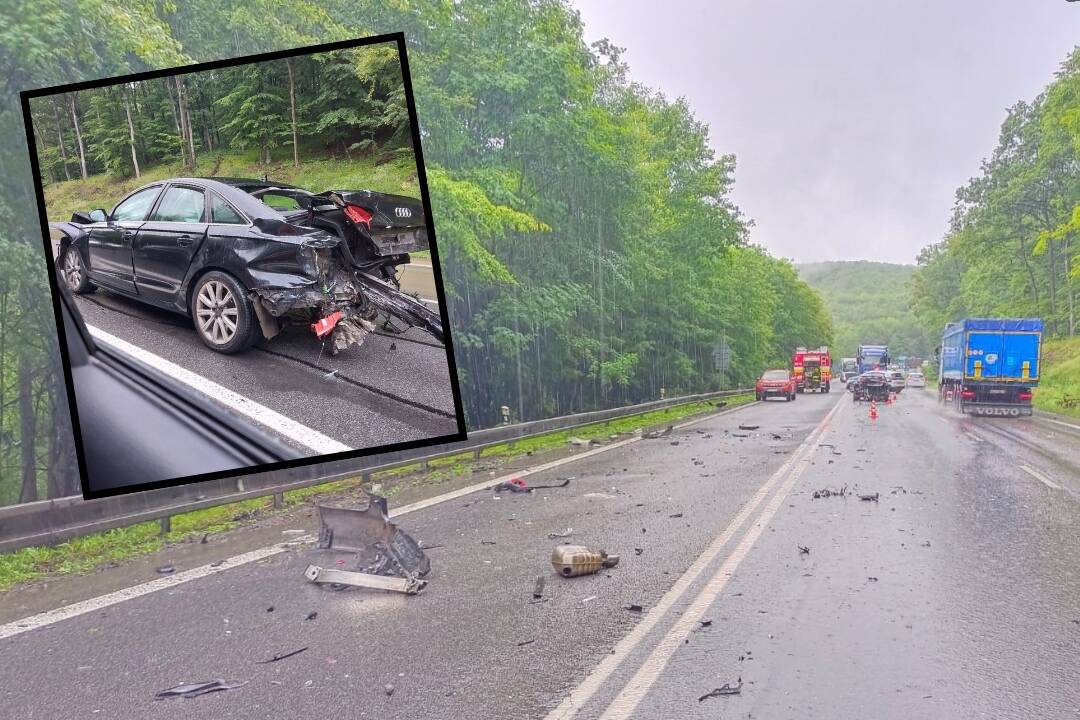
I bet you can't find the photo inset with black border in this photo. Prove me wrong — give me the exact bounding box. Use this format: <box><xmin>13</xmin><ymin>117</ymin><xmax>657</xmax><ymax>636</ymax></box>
<box><xmin>20</xmin><ymin>34</ymin><xmax>465</xmax><ymax>499</ymax></box>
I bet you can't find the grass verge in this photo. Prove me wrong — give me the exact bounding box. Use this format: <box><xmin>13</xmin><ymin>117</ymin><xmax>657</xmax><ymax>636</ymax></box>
<box><xmin>1034</xmin><ymin>337</ymin><xmax>1080</xmax><ymax>420</ymax></box>
<box><xmin>0</xmin><ymin>393</ymin><xmax>752</xmax><ymax>591</ymax></box>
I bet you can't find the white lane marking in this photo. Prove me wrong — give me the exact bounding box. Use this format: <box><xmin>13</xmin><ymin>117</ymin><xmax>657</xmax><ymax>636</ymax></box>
<box><xmin>1020</xmin><ymin>465</ymin><xmax>1062</xmax><ymax>491</ymax></box>
<box><xmin>0</xmin><ymin>537</ymin><xmax>314</xmax><ymax>641</ymax></box>
<box><xmin>0</xmin><ymin>400</ymin><xmax>758</xmax><ymax>638</ymax></box>
<box><xmin>86</xmin><ymin>325</ymin><xmax>351</xmax><ymax>455</ymax></box>
<box><xmin>1040</xmin><ymin>416</ymin><xmax>1080</xmax><ymax>433</ymax></box>
<box><xmin>598</xmin><ymin>401</ymin><xmax>841</xmax><ymax>720</ymax></box>
<box><xmin>544</xmin><ymin>397</ymin><xmax>844</xmax><ymax>720</ymax></box>
<box><xmin>963</xmin><ymin>430</ymin><xmax>985</xmax><ymax>444</ymax></box>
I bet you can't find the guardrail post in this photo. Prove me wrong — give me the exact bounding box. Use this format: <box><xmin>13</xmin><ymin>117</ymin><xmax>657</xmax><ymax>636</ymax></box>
<box><xmin>420</xmin><ymin>459</ymin><xmax>430</xmax><ymax>471</ymax></box>
<box><xmin>159</xmin><ymin>516</ymin><xmax>171</xmax><ymax>534</ymax></box>
<box><xmin>272</xmin><ymin>492</ymin><xmax>284</xmax><ymax>509</ymax></box>
<box><xmin>473</xmin><ymin>447</ymin><xmax>482</xmax><ymax>460</ymax></box>
<box><xmin>361</xmin><ymin>472</ymin><xmax>371</xmax><ymax>487</ymax></box>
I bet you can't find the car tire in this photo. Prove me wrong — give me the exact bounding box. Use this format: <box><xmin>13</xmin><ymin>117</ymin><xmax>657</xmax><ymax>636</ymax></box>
<box><xmin>190</xmin><ymin>271</ymin><xmax>258</xmax><ymax>354</ymax></box>
<box><xmin>59</xmin><ymin>245</ymin><xmax>95</xmax><ymax>294</ymax></box>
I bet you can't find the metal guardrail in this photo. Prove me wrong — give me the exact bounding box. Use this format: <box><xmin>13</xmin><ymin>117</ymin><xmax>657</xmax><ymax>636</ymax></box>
<box><xmin>0</xmin><ymin>389</ymin><xmax>750</xmax><ymax>554</ymax></box>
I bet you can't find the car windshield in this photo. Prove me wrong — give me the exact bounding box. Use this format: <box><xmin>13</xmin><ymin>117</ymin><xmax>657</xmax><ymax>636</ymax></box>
<box><xmin>762</xmin><ymin>370</ymin><xmax>789</xmax><ymax>380</ymax></box>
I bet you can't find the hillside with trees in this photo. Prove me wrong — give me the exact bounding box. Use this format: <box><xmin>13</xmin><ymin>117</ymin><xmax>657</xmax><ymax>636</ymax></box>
<box><xmin>798</xmin><ymin>261</ymin><xmax>931</xmax><ymax>359</ymax></box>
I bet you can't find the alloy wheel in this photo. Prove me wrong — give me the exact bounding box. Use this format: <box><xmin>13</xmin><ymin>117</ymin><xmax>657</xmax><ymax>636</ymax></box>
<box><xmin>62</xmin><ymin>249</ymin><xmax>83</xmax><ymax>290</ymax></box>
<box><xmin>195</xmin><ymin>280</ymin><xmax>239</xmax><ymax>346</ymax></box>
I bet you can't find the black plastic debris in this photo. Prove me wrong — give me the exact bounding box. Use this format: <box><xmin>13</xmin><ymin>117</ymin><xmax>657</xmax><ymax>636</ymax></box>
<box><xmin>266</xmin><ymin>606</ymin><xmax>275</xmax><ymax>613</ymax></box>
<box><xmin>305</xmin><ymin>612</ymin><xmax>318</xmax><ymax>621</ymax></box>
<box><xmin>770</xmin><ymin>433</ymin><xmax>782</xmax><ymax>440</ymax></box>
<box><xmin>533</xmin><ymin>575</ymin><xmax>545</xmax><ymax>599</ymax></box>
<box><xmin>738</xmin><ymin>425</ymin><xmax>760</xmax><ymax>431</ymax></box>
<box><xmin>812</xmin><ymin>486</ymin><xmax>847</xmax><ymax>499</ymax></box>
<box><xmin>798</xmin><ymin>545</ymin><xmax>810</xmax><ymax>555</ymax></box>
<box><xmin>669</xmin><ymin>513</ymin><xmax>684</xmax><ymax>519</ymax></box>
<box><xmin>731</xmin><ymin>433</ymin><xmax>749</xmax><ymax>438</ymax></box>
<box><xmin>858</xmin><ymin>493</ymin><xmax>880</xmax><ymax>502</ymax></box>
<box><xmin>625</xmin><ymin>604</ymin><xmax>644</xmax><ymax>612</ymax></box>
<box><xmin>156</xmin><ymin>565</ymin><xmax>175</xmax><ymax>574</ymax></box>
<box><xmin>698</xmin><ymin>680</ymin><xmax>742</xmax><ymax>701</ymax></box>
<box><xmin>257</xmin><ymin>647</ymin><xmax>308</xmax><ymax>664</ymax></box>
<box><xmin>868</xmin><ymin>576</ymin><xmax>879</xmax><ymax>582</ymax></box>
<box><xmin>699</xmin><ymin>619</ymin><xmax>713</xmax><ymax>627</ymax></box>
<box><xmin>516</xmin><ymin>638</ymin><xmax>536</xmax><ymax>647</ymax></box>
<box><xmin>634</xmin><ymin>548</ymin><xmax>644</xmax><ymax>555</ymax></box>
<box><xmin>670</xmin><ymin>440</ymin><xmax>680</xmax><ymax>446</ymax></box>
<box><xmin>643</xmin><ymin>426</ymin><xmax>674</xmax><ymax>439</ymax></box>
<box><xmin>480</xmin><ymin>540</ymin><xmax>497</xmax><ymax>545</ymax></box>
<box><xmin>156</xmin><ymin>679</ymin><xmax>246</xmax><ymax>700</ymax></box>
<box><xmin>384</xmin><ymin>683</ymin><xmax>395</xmax><ymax>696</ymax></box>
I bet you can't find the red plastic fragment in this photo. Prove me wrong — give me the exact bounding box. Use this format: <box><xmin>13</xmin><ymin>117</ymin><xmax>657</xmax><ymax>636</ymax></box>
<box><xmin>312</xmin><ymin>311</ymin><xmax>344</xmax><ymax>339</ymax></box>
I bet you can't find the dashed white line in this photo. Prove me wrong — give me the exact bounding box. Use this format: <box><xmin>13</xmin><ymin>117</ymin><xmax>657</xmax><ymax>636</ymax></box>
<box><xmin>86</xmin><ymin>325</ymin><xmax>351</xmax><ymax>455</ymax></box>
<box><xmin>1020</xmin><ymin>465</ymin><xmax>1062</xmax><ymax>491</ymax></box>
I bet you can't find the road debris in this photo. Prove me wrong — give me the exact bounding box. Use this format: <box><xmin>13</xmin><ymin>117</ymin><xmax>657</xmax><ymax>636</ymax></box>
<box><xmin>552</xmin><ymin>545</ymin><xmax>621</xmax><ymax>577</ymax></box>
<box><xmin>858</xmin><ymin>493</ymin><xmax>880</xmax><ymax>502</ymax></box>
<box><xmin>798</xmin><ymin>545</ymin><xmax>810</xmax><ymax>554</ymax></box>
<box><xmin>770</xmin><ymin>433</ymin><xmax>783</xmax><ymax>440</ymax></box>
<box><xmin>256</xmin><ymin>647</ymin><xmax>308</xmax><ymax>664</ymax></box>
<box><xmin>384</xmin><ymin>683</ymin><xmax>395</xmax><ymax>696</ymax></box>
<box><xmin>156</xmin><ymin>565</ymin><xmax>175</xmax><ymax>574</ymax></box>
<box><xmin>625</xmin><ymin>604</ymin><xmax>644</xmax><ymax>612</ymax></box>
<box><xmin>494</xmin><ymin>477</ymin><xmax>572</xmax><ymax>493</ymax></box>
<box><xmin>868</xmin><ymin>576</ymin><xmax>879</xmax><ymax>582</ymax></box>
<box><xmin>699</xmin><ymin>619</ymin><xmax>713</xmax><ymax>627</ymax></box>
<box><xmin>533</xmin><ymin>575</ymin><xmax>546</xmax><ymax>599</ymax></box>
<box><xmin>547</xmin><ymin>528</ymin><xmax>574</xmax><ymax>539</ymax></box>
<box><xmin>305</xmin><ymin>565</ymin><xmax>427</xmax><ymax>594</ymax></box>
<box><xmin>266</xmin><ymin>606</ymin><xmax>274</xmax><ymax>613</ymax></box>
<box><xmin>812</xmin><ymin>485</ymin><xmax>848</xmax><ymax>499</ymax></box>
<box><xmin>634</xmin><ymin>548</ymin><xmax>644</xmax><ymax>555</ymax></box>
<box><xmin>643</xmin><ymin>426</ymin><xmax>674</xmax><ymax>439</ymax></box>
<box><xmin>698</xmin><ymin>680</ymin><xmax>742</xmax><ymax>701</ymax></box>
<box><xmin>669</xmin><ymin>512</ymin><xmax>684</xmax><ymax>518</ymax></box>
<box><xmin>731</xmin><ymin>433</ymin><xmax>749</xmax><ymax>438</ymax></box>
<box><xmin>156</xmin><ymin>680</ymin><xmax>247</xmax><ymax>700</ymax></box>
<box><xmin>567</xmin><ymin>437</ymin><xmax>589</xmax><ymax>447</ymax></box>
<box><xmin>516</xmin><ymin>639</ymin><xmax>536</xmax><ymax>647</ymax></box>
<box><xmin>738</xmin><ymin>424</ymin><xmax>760</xmax><ymax>431</ymax></box>
<box><xmin>670</xmin><ymin>440</ymin><xmax>680</xmax><ymax>446</ymax></box>
<box><xmin>582</xmin><ymin>595</ymin><xmax>597</xmax><ymax>604</ymax></box>
<box><xmin>305</xmin><ymin>611</ymin><xmax>318</xmax><ymax>621</ymax></box>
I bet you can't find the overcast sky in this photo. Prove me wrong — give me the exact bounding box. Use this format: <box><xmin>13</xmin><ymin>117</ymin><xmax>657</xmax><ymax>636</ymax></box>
<box><xmin>573</xmin><ymin>0</ymin><xmax>1080</xmax><ymax>265</ymax></box>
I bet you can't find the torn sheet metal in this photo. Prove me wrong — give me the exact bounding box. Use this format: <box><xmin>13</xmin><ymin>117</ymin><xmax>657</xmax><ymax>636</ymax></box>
<box><xmin>304</xmin><ymin>564</ymin><xmax>427</xmax><ymax>594</ymax></box>
<box><xmin>316</xmin><ymin>494</ymin><xmax>430</xmax><ymax>578</ymax></box>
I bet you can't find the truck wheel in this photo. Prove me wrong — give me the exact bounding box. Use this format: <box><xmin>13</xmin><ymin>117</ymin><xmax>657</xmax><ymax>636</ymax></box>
<box><xmin>190</xmin><ymin>271</ymin><xmax>258</xmax><ymax>354</ymax></box>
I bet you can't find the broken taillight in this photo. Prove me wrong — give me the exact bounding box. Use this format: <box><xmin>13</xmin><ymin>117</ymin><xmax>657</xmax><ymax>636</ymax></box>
<box><xmin>312</xmin><ymin>311</ymin><xmax>344</xmax><ymax>339</ymax></box>
<box><xmin>344</xmin><ymin>204</ymin><xmax>372</xmax><ymax>228</ymax></box>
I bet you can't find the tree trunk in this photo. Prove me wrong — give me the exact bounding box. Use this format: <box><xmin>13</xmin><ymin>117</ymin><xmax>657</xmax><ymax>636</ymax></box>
<box><xmin>174</xmin><ymin>76</ymin><xmax>196</xmax><ymax>169</ymax></box>
<box><xmin>18</xmin><ymin>352</ymin><xmax>37</xmax><ymax>504</ymax></box>
<box><xmin>166</xmin><ymin>78</ymin><xmax>186</xmax><ymax>166</ymax></box>
<box><xmin>69</xmin><ymin>93</ymin><xmax>88</xmax><ymax>180</ymax></box>
<box><xmin>124</xmin><ymin>87</ymin><xmax>140</xmax><ymax>179</ymax></box>
<box><xmin>286</xmin><ymin>58</ymin><xmax>299</xmax><ymax>168</ymax></box>
<box><xmin>53</xmin><ymin>104</ymin><xmax>71</xmax><ymax>181</ymax></box>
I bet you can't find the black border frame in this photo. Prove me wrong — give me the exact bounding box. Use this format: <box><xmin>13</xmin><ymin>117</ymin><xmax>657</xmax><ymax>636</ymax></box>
<box><xmin>19</xmin><ymin>32</ymin><xmax>467</xmax><ymax>500</ymax></box>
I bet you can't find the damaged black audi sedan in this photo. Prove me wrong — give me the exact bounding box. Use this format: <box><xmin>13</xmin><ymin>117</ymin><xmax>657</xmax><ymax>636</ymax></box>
<box><xmin>50</xmin><ymin>178</ymin><xmax>442</xmax><ymax>354</ymax></box>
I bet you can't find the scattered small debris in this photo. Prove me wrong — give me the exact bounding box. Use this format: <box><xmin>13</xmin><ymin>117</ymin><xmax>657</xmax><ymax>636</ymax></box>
<box><xmin>699</xmin><ymin>619</ymin><xmax>713</xmax><ymax>627</ymax></box>
<box><xmin>552</xmin><ymin>545</ymin><xmax>620</xmax><ymax>577</ymax></box>
<box><xmin>770</xmin><ymin>433</ymin><xmax>782</xmax><ymax>440</ymax></box>
<box><xmin>567</xmin><ymin>437</ymin><xmax>589</xmax><ymax>447</ymax></box>
<box><xmin>384</xmin><ymin>683</ymin><xmax>395</xmax><ymax>697</ymax></box>
<box><xmin>200</xmin><ymin>533</ymin><xmax>210</xmax><ymax>544</ymax></box>
<box><xmin>738</xmin><ymin>425</ymin><xmax>760</xmax><ymax>431</ymax></box>
<box><xmin>156</xmin><ymin>565</ymin><xmax>175</xmax><ymax>574</ymax></box>
<box><xmin>798</xmin><ymin>545</ymin><xmax>810</xmax><ymax>555</ymax></box>
<box><xmin>480</xmin><ymin>540</ymin><xmax>497</xmax><ymax>545</ymax></box>
<box><xmin>669</xmin><ymin>513</ymin><xmax>684</xmax><ymax>519</ymax></box>
<box><xmin>698</xmin><ymin>680</ymin><xmax>742</xmax><ymax>701</ymax></box>
<box><xmin>256</xmin><ymin>647</ymin><xmax>308</xmax><ymax>664</ymax></box>
<box><xmin>547</xmin><ymin>528</ymin><xmax>573</xmax><ymax>539</ymax></box>
<box><xmin>643</xmin><ymin>426</ymin><xmax>674</xmax><ymax>439</ymax></box>
<box><xmin>156</xmin><ymin>680</ymin><xmax>246</xmax><ymax>700</ymax></box>
<box><xmin>305</xmin><ymin>612</ymin><xmax>318</xmax><ymax>621</ymax></box>
<box><xmin>858</xmin><ymin>493</ymin><xmax>880</xmax><ymax>502</ymax></box>
<box><xmin>921</xmin><ymin>541</ymin><xmax>931</xmax><ymax>548</ymax></box>
<box><xmin>209</xmin><ymin>561</ymin><xmax>223</xmax><ymax>568</ymax></box>
<box><xmin>533</xmin><ymin>575</ymin><xmax>545</xmax><ymax>599</ymax></box>
<box><xmin>812</xmin><ymin>486</ymin><xmax>847</xmax><ymax>499</ymax></box>
<box><xmin>495</xmin><ymin>477</ymin><xmax>572</xmax><ymax>493</ymax></box>
<box><xmin>634</xmin><ymin>548</ymin><xmax>644</xmax><ymax>556</ymax></box>
<box><xmin>582</xmin><ymin>595</ymin><xmax>598</xmax><ymax>604</ymax></box>
<box><xmin>625</xmin><ymin>604</ymin><xmax>644</xmax><ymax>612</ymax></box>
<box><xmin>322</xmin><ymin>369</ymin><xmax>339</xmax><ymax>381</ymax></box>
<box><xmin>868</xmin><ymin>576</ymin><xmax>878</xmax><ymax>582</ymax></box>
<box><xmin>266</xmin><ymin>606</ymin><xmax>274</xmax><ymax>613</ymax></box>
<box><xmin>670</xmin><ymin>440</ymin><xmax>680</xmax><ymax>446</ymax></box>
<box><xmin>516</xmin><ymin>638</ymin><xmax>536</xmax><ymax>647</ymax></box>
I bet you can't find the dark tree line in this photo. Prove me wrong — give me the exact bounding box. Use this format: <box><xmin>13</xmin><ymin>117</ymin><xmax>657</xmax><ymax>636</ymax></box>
<box><xmin>29</xmin><ymin>46</ymin><xmax>409</xmax><ymax>184</ymax></box>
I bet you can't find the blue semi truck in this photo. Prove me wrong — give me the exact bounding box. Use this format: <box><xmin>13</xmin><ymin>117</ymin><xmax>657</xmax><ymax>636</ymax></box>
<box><xmin>857</xmin><ymin>344</ymin><xmax>889</xmax><ymax>374</ymax></box>
<box><xmin>938</xmin><ymin>318</ymin><xmax>1042</xmax><ymax>416</ymax></box>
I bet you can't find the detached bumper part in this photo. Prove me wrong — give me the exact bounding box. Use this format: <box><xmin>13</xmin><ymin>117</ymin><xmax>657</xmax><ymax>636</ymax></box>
<box><xmin>304</xmin><ymin>564</ymin><xmax>427</xmax><ymax>594</ymax></box>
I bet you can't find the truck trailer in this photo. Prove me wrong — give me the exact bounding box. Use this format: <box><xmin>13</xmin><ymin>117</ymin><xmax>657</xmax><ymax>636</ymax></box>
<box><xmin>938</xmin><ymin>318</ymin><xmax>1041</xmax><ymax>417</ymax></box>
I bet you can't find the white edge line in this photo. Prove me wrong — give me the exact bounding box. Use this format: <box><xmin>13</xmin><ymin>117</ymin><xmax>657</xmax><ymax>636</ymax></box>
<box><xmin>1041</xmin><ymin>416</ymin><xmax>1080</xmax><ymax>433</ymax></box>
<box><xmin>0</xmin><ymin>537</ymin><xmax>314</xmax><ymax>641</ymax></box>
<box><xmin>1020</xmin><ymin>465</ymin><xmax>1062</xmax><ymax>491</ymax></box>
<box><xmin>544</xmin><ymin>396</ymin><xmax>844</xmax><ymax>720</ymax></box>
<box><xmin>1</xmin><ymin>397</ymin><xmax>757</xmax><ymax>639</ymax></box>
<box><xmin>85</xmin><ymin>324</ymin><xmax>350</xmax><ymax>455</ymax></box>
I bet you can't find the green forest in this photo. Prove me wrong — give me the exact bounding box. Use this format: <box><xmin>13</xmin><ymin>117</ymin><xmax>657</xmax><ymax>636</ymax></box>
<box><xmin>910</xmin><ymin>48</ymin><xmax>1080</xmax><ymax>343</ymax></box>
<box><xmin>798</xmin><ymin>261</ymin><xmax>932</xmax><ymax>359</ymax></box>
<box><xmin>0</xmin><ymin>0</ymin><xmax>833</xmax><ymax>504</ymax></box>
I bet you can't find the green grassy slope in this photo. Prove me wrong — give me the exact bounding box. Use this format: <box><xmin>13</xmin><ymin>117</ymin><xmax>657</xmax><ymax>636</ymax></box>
<box><xmin>797</xmin><ymin>261</ymin><xmax>932</xmax><ymax>359</ymax></box>
<box><xmin>43</xmin><ymin>150</ymin><xmax>419</xmax><ymax>223</ymax></box>
<box><xmin>1035</xmin><ymin>337</ymin><xmax>1080</xmax><ymax>419</ymax></box>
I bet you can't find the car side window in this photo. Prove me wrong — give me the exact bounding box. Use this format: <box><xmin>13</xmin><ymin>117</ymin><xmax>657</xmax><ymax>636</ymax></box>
<box><xmin>150</xmin><ymin>186</ymin><xmax>206</xmax><ymax>223</ymax></box>
<box><xmin>210</xmin><ymin>192</ymin><xmax>246</xmax><ymax>224</ymax></box>
<box><xmin>111</xmin><ymin>186</ymin><xmax>161</xmax><ymax>222</ymax></box>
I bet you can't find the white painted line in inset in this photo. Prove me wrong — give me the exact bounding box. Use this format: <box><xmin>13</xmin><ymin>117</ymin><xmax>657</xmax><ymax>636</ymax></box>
<box><xmin>86</xmin><ymin>325</ymin><xmax>351</xmax><ymax>455</ymax></box>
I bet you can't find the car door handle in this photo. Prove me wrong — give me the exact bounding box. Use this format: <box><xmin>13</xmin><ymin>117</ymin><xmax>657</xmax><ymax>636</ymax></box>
<box><xmin>122</xmin><ymin>231</ymin><xmax>135</xmax><ymax>241</ymax></box>
<box><xmin>176</xmin><ymin>235</ymin><xmax>193</xmax><ymax>247</ymax></box>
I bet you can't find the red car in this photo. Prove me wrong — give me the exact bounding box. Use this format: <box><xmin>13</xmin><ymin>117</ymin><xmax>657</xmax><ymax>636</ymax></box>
<box><xmin>756</xmin><ymin>369</ymin><xmax>797</xmax><ymax>402</ymax></box>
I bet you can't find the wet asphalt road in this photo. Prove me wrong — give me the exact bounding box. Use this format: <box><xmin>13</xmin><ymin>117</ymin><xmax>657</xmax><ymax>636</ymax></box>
<box><xmin>68</xmin><ymin>262</ymin><xmax>458</xmax><ymax>454</ymax></box>
<box><xmin>1</xmin><ymin>389</ymin><xmax>1078</xmax><ymax>719</ymax></box>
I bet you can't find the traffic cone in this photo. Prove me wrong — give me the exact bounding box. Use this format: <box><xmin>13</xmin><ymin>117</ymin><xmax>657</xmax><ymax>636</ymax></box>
<box><xmin>869</xmin><ymin>400</ymin><xmax>878</xmax><ymax>420</ymax></box>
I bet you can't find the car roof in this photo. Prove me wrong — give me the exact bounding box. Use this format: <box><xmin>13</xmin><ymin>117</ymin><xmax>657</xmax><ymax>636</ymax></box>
<box><xmin>202</xmin><ymin>177</ymin><xmax>307</xmax><ymax>191</ymax></box>
<box><xmin>128</xmin><ymin>177</ymin><xmax>286</xmax><ymax>222</ymax></box>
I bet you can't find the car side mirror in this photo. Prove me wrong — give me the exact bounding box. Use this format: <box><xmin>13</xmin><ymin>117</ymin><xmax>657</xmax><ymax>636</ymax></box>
<box><xmin>89</xmin><ymin>208</ymin><xmax>107</xmax><ymax>223</ymax></box>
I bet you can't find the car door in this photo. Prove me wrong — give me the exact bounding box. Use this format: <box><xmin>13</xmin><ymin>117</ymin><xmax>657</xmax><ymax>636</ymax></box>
<box><xmin>88</xmin><ymin>185</ymin><xmax>161</xmax><ymax>293</ymax></box>
<box><xmin>132</xmin><ymin>184</ymin><xmax>209</xmax><ymax>306</ymax></box>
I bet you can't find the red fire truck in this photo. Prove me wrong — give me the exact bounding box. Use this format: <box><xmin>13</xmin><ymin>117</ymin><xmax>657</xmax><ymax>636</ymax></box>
<box><xmin>792</xmin><ymin>346</ymin><xmax>832</xmax><ymax>393</ymax></box>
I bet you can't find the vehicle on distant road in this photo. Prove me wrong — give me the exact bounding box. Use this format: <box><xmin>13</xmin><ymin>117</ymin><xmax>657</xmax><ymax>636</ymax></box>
<box><xmin>840</xmin><ymin>357</ymin><xmax>859</xmax><ymax>382</ymax></box>
<box><xmin>756</xmin><ymin>369</ymin><xmax>797</xmax><ymax>402</ymax></box>
<box><xmin>792</xmin><ymin>346</ymin><xmax>831</xmax><ymax>392</ymax></box>
<box><xmin>906</xmin><ymin>372</ymin><xmax>926</xmax><ymax>388</ymax></box>
<box><xmin>857</xmin><ymin>344</ymin><xmax>889</xmax><ymax>374</ymax></box>
<box><xmin>938</xmin><ymin>318</ymin><xmax>1041</xmax><ymax>416</ymax></box>
<box><xmin>887</xmin><ymin>370</ymin><xmax>906</xmax><ymax>393</ymax></box>
<box><xmin>850</xmin><ymin>371</ymin><xmax>891</xmax><ymax>402</ymax></box>
<box><xmin>50</xmin><ymin>177</ymin><xmax>441</xmax><ymax>354</ymax></box>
